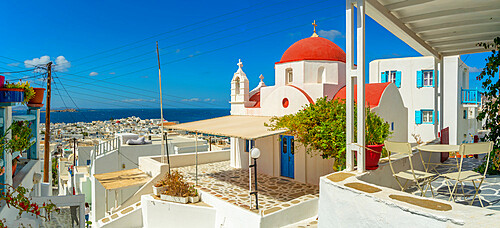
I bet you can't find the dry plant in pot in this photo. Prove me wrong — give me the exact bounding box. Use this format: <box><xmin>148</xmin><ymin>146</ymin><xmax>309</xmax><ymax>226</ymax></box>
<box><xmin>159</xmin><ymin>171</ymin><xmax>193</xmax><ymax>204</ymax></box>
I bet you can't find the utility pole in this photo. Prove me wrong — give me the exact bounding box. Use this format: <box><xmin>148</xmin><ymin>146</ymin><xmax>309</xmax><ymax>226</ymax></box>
<box><xmin>43</xmin><ymin>62</ymin><xmax>52</xmax><ymax>183</ymax></box>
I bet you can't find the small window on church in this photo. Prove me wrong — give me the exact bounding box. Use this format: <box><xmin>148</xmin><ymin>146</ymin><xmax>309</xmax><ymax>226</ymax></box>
<box><xmin>318</xmin><ymin>67</ymin><xmax>325</xmax><ymax>83</ymax></box>
<box><xmin>286</xmin><ymin>68</ymin><xmax>293</xmax><ymax>85</ymax></box>
<box><xmin>235</xmin><ymin>77</ymin><xmax>240</xmax><ymax>94</ymax></box>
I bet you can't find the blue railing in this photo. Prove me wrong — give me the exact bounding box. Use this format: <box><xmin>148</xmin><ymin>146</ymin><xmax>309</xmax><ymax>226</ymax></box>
<box><xmin>461</xmin><ymin>88</ymin><xmax>481</xmax><ymax>104</ymax></box>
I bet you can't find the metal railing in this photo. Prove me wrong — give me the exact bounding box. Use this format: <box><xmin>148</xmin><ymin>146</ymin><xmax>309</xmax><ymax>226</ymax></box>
<box><xmin>93</xmin><ymin>137</ymin><xmax>120</xmax><ymax>158</ymax></box>
<box><xmin>461</xmin><ymin>88</ymin><xmax>481</xmax><ymax>104</ymax></box>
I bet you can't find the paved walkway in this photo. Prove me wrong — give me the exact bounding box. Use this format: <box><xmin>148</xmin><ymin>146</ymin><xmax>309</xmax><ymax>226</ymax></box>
<box><xmin>410</xmin><ymin>156</ymin><xmax>500</xmax><ymax>211</ymax></box>
<box><xmin>174</xmin><ymin>161</ymin><xmax>319</xmax><ymax>215</ymax></box>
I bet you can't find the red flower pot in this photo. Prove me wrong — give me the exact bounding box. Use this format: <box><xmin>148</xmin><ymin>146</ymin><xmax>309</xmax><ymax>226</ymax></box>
<box><xmin>365</xmin><ymin>144</ymin><xmax>384</xmax><ymax>170</ymax></box>
<box><xmin>28</xmin><ymin>88</ymin><xmax>45</xmax><ymax>107</ymax></box>
<box><xmin>0</xmin><ymin>75</ymin><xmax>4</xmax><ymax>88</ymax></box>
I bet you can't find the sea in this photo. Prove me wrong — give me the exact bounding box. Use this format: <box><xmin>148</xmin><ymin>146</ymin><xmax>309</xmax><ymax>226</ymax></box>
<box><xmin>23</xmin><ymin>108</ymin><xmax>230</xmax><ymax>124</ymax></box>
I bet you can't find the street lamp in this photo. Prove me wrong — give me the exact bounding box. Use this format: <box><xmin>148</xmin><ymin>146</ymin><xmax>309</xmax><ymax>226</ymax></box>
<box><xmin>249</xmin><ymin>147</ymin><xmax>261</xmax><ymax>210</ymax></box>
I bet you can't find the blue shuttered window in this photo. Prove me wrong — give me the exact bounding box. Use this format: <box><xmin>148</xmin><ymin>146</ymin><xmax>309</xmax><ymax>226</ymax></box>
<box><xmin>416</xmin><ymin>71</ymin><xmax>423</xmax><ymax>88</ymax></box>
<box><xmin>415</xmin><ymin>110</ymin><xmax>422</xmax><ymax>124</ymax></box>
<box><xmin>395</xmin><ymin>71</ymin><xmax>401</xmax><ymax>88</ymax></box>
<box><xmin>381</xmin><ymin>72</ymin><xmax>387</xmax><ymax>83</ymax></box>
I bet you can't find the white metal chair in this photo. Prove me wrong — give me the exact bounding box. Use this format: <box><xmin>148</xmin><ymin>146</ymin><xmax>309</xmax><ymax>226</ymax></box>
<box><xmin>440</xmin><ymin>141</ymin><xmax>494</xmax><ymax>207</ymax></box>
<box><xmin>385</xmin><ymin>141</ymin><xmax>436</xmax><ymax>197</ymax></box>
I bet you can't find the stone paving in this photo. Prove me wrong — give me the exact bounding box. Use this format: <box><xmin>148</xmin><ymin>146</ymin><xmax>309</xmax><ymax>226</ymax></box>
<box><xmin>174</xmin><ymin>161</ymin><xmax>319</xmax><ymax>214</ymax></box>
<box><xmin>409</xmin><ymin>155</ymin><xmax>500</xmax><ymax>211</ymax></box>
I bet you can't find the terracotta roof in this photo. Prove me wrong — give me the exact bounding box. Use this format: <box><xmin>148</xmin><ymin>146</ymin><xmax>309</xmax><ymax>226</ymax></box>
<box><xmin>276</xmin><ymin>37</ymin><xmax>346</xmax><ymax>64</ymax></box>
<box><xmin>249</xmin><ymin>91</ymin><xmax>261</xmax><ymax>108</ymax></box>
<box><xmin>333</xmin><ymin>83</ymin><xmax>391</xmax><ymax>108</ymax></box>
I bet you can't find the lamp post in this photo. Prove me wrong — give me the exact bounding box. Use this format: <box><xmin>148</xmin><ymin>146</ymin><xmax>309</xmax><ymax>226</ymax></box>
<box><xmin>249</xmin><ymin>147</ymin><xmax>260</xmax><ymax>210</ymax></box>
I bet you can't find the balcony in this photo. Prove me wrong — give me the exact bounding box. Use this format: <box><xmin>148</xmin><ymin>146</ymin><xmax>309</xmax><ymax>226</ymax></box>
<box><xmin>461</xmin><ymin>88</ymin><xmax>481</xmax><ymax>105</ymax></box>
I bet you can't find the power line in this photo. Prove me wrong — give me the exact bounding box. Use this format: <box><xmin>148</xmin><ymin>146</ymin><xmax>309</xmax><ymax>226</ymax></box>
<box><xmin>58</xmin><ymin>15</ymin><xmax>343</xmax><ymax>89</ymax></box>
<box><xmin>70</xmin><ymin>0</ymin><xmax>292</xmax><ymax>63</ymax></box>
<box><xmin>68</xmin><ymin>0</ymin><xmax>338</xmax><ymax>74</ymax></box>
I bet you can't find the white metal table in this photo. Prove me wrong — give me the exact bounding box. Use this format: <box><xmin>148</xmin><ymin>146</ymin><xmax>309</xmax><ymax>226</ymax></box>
<box><xmin>416</xmin><ymin>144</ymin><xmax>460</xmax><ymax>174</ymax></box>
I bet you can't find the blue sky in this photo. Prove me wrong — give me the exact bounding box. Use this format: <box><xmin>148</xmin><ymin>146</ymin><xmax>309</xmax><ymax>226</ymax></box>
<box><xmin>0</xmin><ymin>0</ymin><xmax>492</xmax><ymax>109</ymax></box>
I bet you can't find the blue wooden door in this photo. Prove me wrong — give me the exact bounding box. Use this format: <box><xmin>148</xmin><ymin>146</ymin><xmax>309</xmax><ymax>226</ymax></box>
<box><xmin>280</xmin><ymin>135</ymin><xmax>295</xmax><ymax>178</ymax></box>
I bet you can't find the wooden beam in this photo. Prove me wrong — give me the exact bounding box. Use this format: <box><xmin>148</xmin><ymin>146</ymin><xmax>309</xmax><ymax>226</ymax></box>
<box><xmin>442</xmin><ymin>47</ymin><xmax>492</xmax><ymax>56</ymax></box>
<box><xmin>385</xmin><ymin>0</ymin><xmax>433</xmax><ymax>11</ymax></box>
<box><xmin>365</xmin><ymin>0</ymin><xmax>440</xmax><ymax>58</ymax></box>
<box><xmin>430</xmin><ymin>35</ymin><xmax>499</xmax><ymax>47</ymax></box>
<box><xmin>423</xmin><ymin>27</ymin><xmax>500</xmax><ymax>41</ymax></box>
<box><xmin>400</xmin><ymin>6</ymin><xmax>500</xmax><ymax>23</ymax></box>
<box><xmin>414</xmin><ymin>18</ymin><xmax>500</xmax><ymax>34</ymax></box>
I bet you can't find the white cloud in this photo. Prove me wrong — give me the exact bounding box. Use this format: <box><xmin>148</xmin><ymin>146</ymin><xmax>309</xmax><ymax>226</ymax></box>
<box><xmin>182</xmin><ymin>98</ymin><xmax>200</xmax><ymax>102</ymax></box>
<box><xmin>318</xmin><ymin>29</ymin><xmax>343</xmax><ymax>41</ymax></box>
<box><xmin>54</xmin><ymin>56</ymin><xmax>71</xmax><ymax>72</ymax></box>
<box><xmin>24</xmin><ymin>55</ymin><xmax>51</xmax><ymax>68</ymax></box>
<box><xmin>7</xmin><ymin>62</ymin><xmax>19</xmax><ymax>67</ymax></box>
<box><xmin>469</xmin><ymin>67</ymin><xmax>483</xmax><ymax>73</ymax></box>
<box><xmin>203</xmin><ymin>98</ymin><xmax>215</xmax><ymax>102</ymax></box>
<box><xmin>109</xmin><ymin>72</ymin><xmax>116</xmax><ymax>75</ymax></box>
<box><xmin>24</xmin><ymin>55</ymin><xmax>71</xmax><ymax>72</ymax></box>
<box><xmin>89</xmin><ymin>72</ymin><xmax>98</xmax><ymax>76</ymax></box>
<box><xmin>123</xmin><ymin>98</ymin><xmax>155</xmax><ymax>102</ymax></box>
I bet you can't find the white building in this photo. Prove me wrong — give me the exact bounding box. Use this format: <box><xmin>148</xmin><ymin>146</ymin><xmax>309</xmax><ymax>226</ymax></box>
<box><xmin>369</xmin><ymin>56</ymin><xmax>481</xmax><ymax>144</ymax></box>
<box><xmin>229</xmin><ymin>32</ymin><xmax>407</xmax><ymax>184</ymax></box>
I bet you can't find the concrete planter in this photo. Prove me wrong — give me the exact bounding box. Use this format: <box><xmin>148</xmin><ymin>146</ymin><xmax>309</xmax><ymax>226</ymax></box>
<box><xmin>160</xmin><ymin>194</ymin><xmax>189</xmax><ymax>204</ymax></box>
<box><xmin>189</xmin><ymin>195</ymin><xmax>200</xmax><ymax>203</ymax></box>
<box><xmin>152</xmin><ymin>186</ymin><xmax>166</xmax><ymax>196</ymax></box>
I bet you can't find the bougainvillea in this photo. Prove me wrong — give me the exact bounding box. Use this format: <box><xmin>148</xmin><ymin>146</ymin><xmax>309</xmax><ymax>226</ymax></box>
<box><xmin>0</xmin><ymin>184</ymin><xmax>59</xmax><ymax>227</ymax></box>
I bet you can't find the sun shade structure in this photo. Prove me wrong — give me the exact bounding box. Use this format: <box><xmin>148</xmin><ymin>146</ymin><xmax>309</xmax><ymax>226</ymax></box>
<box><xmin>364</xmin><ymin>0</ymin><xmax>500</xmax><ymax>58</ymax></box>
<box><xmin>166</xmin><ymin>115</ymin><xmax>287</xmax><ymax>140</ymax></box>
<box><xmin>345</xmin><ymin>0</ymin><xmax>499</xmax><ymax>173</ymax></box>
<box><xmin>94</xmin><ymin>168</ymin><xmax>150</xmax><ymax>190</ymax></box>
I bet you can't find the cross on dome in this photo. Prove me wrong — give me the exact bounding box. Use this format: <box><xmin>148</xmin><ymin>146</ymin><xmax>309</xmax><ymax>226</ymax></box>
<box><xmin>311</xmin><ymin>20</ymin><xmax>319</xmax><ymax>37</ymax></box>
<box><xmin>259</xmin><ymin>74</ymin><xmax>264</xmax><ymax>82</ymax></box>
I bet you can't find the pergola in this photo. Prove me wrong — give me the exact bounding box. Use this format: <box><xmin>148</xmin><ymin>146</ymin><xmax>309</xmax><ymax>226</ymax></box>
<box><xmin>345</xmin><ymin>0</ymin><xmax>500</xmax><ymax>172</ymax></box>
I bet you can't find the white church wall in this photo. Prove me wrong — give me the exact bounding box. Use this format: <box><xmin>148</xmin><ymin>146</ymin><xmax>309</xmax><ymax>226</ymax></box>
<box><xmin>371</xmin><ymin>84</ymin><xmax>408</xmax><ymax>142</ymax></box>
<box><xmin>275</xmin><ymin>62</ymin><xmax>305</xmax><ymax>87</ymax></box>
<box><xmin>260</xmin><ymin>86</ymin><xmax>312</xmax><ymax>116</ymax></box>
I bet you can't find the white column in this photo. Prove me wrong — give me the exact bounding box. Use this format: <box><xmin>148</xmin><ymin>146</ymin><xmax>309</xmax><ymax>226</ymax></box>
<box><xmin>4</xmin><ymin>106</ymin><xmax>12</xmax><ymax>185</ymax></box>
<box><xmin>345</xmin><ymin>0</ymin><xmax>355</xmax><ymax>171</ymax></box>
<box><xmin>356</xmin><ymin>0</ymin><xmax>366</xmax><ymax>172</ymax></box>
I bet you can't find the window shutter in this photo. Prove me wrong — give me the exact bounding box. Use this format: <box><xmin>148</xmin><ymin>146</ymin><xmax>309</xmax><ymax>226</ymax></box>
<box><xmin>432</xmin><ymin>110</ymin><xmax>435</xmax><ymax>124</ymax></box>
<box><xmin>416</xmin><ymin>71</ymin><xmax>423</xmax><ymax>88</ymax></box>
<box><xmin>395</xmin><ymin>71</ymin><xmax>402</xmax><ymax>88</ymax></box>
<box><xmin>381</xmin><ymin>72</ymin><xmax>387</xmax><ymax>83</ymax></box>
<box><xmin>415</xmin><ymin>110</ymin><xmax>422</xmax><ymax>125</ymax></box>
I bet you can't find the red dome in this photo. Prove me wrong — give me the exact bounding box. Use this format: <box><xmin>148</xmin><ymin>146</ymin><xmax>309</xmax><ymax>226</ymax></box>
<box><xmin>276</xmin><ymin>37</ymin><xmax>346</xmax><ymax>64</ymax></box>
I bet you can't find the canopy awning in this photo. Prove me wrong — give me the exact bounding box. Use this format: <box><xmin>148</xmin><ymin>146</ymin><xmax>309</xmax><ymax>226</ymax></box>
<box><xmin>166</xmin><ymin>115</ymin><xmax>287</xmax><ymax>140</ymax></box>
<box><xmin>94</xmin><ymin>168</ymin><xmax>151</xmax><ymax>190</ymax></box>
<box><xmin>364</xmin><ymin>0</ymin><xmax>500</xmax><ymax>58</ymax></box>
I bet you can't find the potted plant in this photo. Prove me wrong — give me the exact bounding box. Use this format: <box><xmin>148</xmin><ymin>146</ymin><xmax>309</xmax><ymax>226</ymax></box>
<box><xmin>267</xmin><ymin>97</ymin><xmax>391</xmax><ymax>171</ymax></box>
<box><xmin>159</xmin><ymin>171</ymin><xmax>191</xmax><ymax>204</ymax></box>
<box><xmin>188</xmin><ymin>186</ymin><xmax>200</xmax><ymax>203</ymax></box>
<box><xmin>1</xmin><ymin>81</ymin><xmax>35</xmax><ymax>105</ymax></box>
<box><xmin>0</xmin><ymin>120</ymin><xmax>34</xmax><ymax>175</ymax></box>
<box><xmin>152</xmin><ymin>179</ymin><xmax>166</xmax><ymax>196</ymax></box>
<box><xmin>364</xmin><ymin>110</ymin><xmax>391</xmax><ymax>170</ymax></box>
<box><xmin>27</xmin><ymin>88</ymin><xmax>46</xmax><ymax>107</ymax></box>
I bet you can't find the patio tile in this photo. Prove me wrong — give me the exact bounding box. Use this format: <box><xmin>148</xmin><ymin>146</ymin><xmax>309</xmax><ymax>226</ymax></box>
<box><xmin>174</xmin><ymin>161</ymin><xmax>319</xmax><ymax>214</ymax></box>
